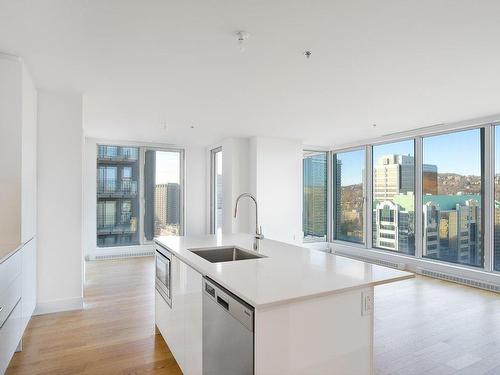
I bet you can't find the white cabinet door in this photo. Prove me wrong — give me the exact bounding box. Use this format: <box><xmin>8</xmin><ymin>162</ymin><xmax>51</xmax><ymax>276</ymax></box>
<box><xmin>0</xmin><ymin>296</ymin><xmax>22</xmax><ymax>375</ymax></box>
<box><xmin>21</xmin><ymin>239</ymin><xmax>36</xmax><ymax>329</ymax></box>
<box><xmin>183</xmin><ymin>262</ymin><xmax>203</xmax><ymax>375</ymax></box>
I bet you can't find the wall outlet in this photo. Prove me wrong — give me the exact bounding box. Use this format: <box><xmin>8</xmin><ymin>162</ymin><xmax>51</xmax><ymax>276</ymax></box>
<box><xmin>361</xmin><ymin>292</ymin><xmax>373</xmax><ymax>316</ymax></box>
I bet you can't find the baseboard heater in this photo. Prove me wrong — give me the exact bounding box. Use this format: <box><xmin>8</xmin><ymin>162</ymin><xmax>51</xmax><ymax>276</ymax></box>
<box><xmin>90</xmin><ymin>251</ymin><xmax>154</xmax><ymax>261</ymax></box>
<box><xmin>416</xmin><ymin>267</ymin><xmax>500</xmax><ymax>293</ymax></box>
<box><xmin>332</xmin><ymin>249</ymin><xmax>406</xmax><ymax>270</ymax></box>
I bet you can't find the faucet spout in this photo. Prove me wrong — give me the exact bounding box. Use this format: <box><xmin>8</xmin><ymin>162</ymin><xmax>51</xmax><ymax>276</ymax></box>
<box><xmin>234</xmin><ymin>193</ymin><xmax>264</xmax><ymax>240</ymax></box>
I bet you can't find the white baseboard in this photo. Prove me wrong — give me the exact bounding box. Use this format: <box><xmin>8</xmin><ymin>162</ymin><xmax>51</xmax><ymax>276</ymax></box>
<box><xmin>34</xmin><ymin>297</ymin><xmax>84</xmax><ymax>315</ymax></box>
<box><xmin>86</xmin><ymin>244</ymin><xmax>154</xmax><ymax>261</ymax></box>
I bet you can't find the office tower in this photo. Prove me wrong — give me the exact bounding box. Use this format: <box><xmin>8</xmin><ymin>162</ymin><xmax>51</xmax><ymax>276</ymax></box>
<box><xmin>155</xmin><ymin>184</ymin><xmax>168</xmax><ymax>228</ymax></box>
<box><xmin>167</xmin><ymin>183</ymin><xmax>180</xmax><ymax>225</ymax></box>
<box><xmin>373</xmin><ymin>154</ymin><xmax>414</xmax><ymax>201</ymax></box>
<box><xmin>374</xmin><ymin>194</ymin><xmax>415</xmax><ymax>254</ymax></box>
<box><xmin>423</xmin><ymin>196</ymin><xmax>482</xmax><ymax>266</ymax></box>
<box><xmin>423</xmin><ymin>164</ymin><xmax>438</xmax><ymax>195</ymax></box>
<box><xmin>303</xmin><ymin>153</ymin><xmax>327</xmax><ymax>240</ymax></box>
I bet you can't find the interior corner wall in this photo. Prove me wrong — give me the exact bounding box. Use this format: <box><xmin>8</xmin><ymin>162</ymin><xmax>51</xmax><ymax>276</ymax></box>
<box><xmin>249</xmin><ymin>136</ymin><xmax>303</xmax><ymax>245</ymax></box>
<box><xmin>36</xmin><ymin>90</ymin><xmax>83</xmax><ymax>314</ymax></box>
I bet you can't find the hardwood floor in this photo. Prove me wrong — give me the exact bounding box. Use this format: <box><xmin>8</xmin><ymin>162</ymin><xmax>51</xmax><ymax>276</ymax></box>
<box><xmin>6</xmin><ymin>257</ymin><xmax>182</xmax><ymax>375</ymax></box>
<box><xmin>6</xmin><ymin>257</ymin><xmax>500</xmax><ymax>375</ymax></box>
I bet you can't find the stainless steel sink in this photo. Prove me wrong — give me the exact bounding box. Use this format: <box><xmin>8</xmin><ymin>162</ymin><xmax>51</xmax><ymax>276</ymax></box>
<box><xmin>189</xmin><ymin>246</ymin><xmax>266</xmax><ymax>263</ymax></box>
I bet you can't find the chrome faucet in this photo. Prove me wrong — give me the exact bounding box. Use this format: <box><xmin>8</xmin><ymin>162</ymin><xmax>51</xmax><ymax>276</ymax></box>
<box><xmin>234</xmin><ymin>193</ymin><xmax>264</xmax><ymax>241</ymax></box>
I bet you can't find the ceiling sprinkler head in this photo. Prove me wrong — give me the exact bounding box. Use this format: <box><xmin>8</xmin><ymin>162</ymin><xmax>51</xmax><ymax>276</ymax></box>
<box><xmin>304</xmin><ymin>50</ymin><xmax>312</xmax><ymax>59</ymax></box>
<box><xmin>234</xmin><ymin>30</ymin><xmax>250</xmax><ymax>52</ymax></box>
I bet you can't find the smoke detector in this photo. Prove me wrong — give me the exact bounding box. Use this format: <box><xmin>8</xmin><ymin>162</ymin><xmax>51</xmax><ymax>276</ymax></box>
<box><xmin>233</xmin><ymin>30</ymin><xmax>250</xmax><ymax>52</ymax></box>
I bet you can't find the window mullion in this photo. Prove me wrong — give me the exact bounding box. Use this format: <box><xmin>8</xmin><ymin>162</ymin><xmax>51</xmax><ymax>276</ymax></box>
<box><xmin>484</xmin><ymin>125</ymin><xmax>493</xmax><ymax>271</ymax></box>
<box><xmin>366</xmin><ymin>146</ymin><xmax>373</xmax><ymax>249</ymax></box>
<box><xmin>415</xmin><ymin>137</ymin><xmax>423</xmax><ymax>259</ymax></box>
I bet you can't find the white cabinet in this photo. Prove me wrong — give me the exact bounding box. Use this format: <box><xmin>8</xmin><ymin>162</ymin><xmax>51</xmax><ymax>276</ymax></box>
<box><xmin>0</xmin><ymin>301</ymin><xmax>22</xmax><ymax>375</ymax></box>
<box><xmin>181</xmin><ymin>259</ymin><xmax>203</xmax><ymax>375</ymax></box>
<box><xmin>155</xmin><ymin>252</ymin><xmax>202</xmax><ymax>375</ymax></box>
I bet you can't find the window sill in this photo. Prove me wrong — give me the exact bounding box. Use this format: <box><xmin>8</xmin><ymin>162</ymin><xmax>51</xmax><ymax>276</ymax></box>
<box><xmin>329</xmin><ymin>241</ymin><xmax>500</xmax><ymax>287</ymax></box>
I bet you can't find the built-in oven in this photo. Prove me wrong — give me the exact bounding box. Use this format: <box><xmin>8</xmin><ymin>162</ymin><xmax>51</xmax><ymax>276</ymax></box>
<box><xmin>155</xmin><ymin>246</ymin><xmax>172</xmax><ymax>307</ymax></box>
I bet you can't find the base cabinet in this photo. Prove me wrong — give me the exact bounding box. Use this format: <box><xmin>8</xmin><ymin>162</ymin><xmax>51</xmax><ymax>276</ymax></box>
<box><xmin>0</xmin><ymin>301</ymin><xmax>22</xmax><ymax>375</ymax></box>
<box><xmin>0</xmin><ymin>239</ymin><xmax>37</xmax><ymax>375</ymax></box>
<box><xmin>156</xmin><ymin>252</ymin><xmax>202</xmax><ymax>375</ymax></box>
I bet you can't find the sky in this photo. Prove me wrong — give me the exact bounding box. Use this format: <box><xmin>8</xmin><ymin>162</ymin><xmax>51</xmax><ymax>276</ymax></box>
<box><xmin>339</xmin><ymin>129</ymin><xmax>484</xmax><ymax>186</ymax></box>
<box><xmin>155</xmin><ymin>151</ymin><xmax>180</xmax><ymax>184</ymax></box>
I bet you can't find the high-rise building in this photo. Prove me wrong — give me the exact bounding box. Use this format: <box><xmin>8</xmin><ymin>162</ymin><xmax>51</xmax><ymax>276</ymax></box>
<box><xmin>373</xmin><ymin>154</ymin><xmax>414</xmax><ymax>201</ymax></box>
<box><xmin>155</xmin><ymin>184</ymin><xmax>168</xmax><ymax>228</ymax></box>
<box><xmin>423</xmin><ymin>196</ymin><xmax>482</xmax><ymax>266</ymax></box>
<box><xmin>167</xmin><ymin>183</ymin><xmax>180</xmax><ymax>225</ymax></box>
<box><xmin>96</xmin><ymin>145</ymin><xmax>140</xmax><ymax>247</ymax></box>
<box><xmin>423</xmin><ymin>164</ymin><xmax>438</xmax><ymax>195</ymax></box>
<box><xmin>303</xmin><ymin>153</ymin><xmax>327</xmax><ymax>240</ymax></box>
<box><xmin>374</xmin><ymin>194</ymin><xmax>415</xmax><ymax>254</ymax></box>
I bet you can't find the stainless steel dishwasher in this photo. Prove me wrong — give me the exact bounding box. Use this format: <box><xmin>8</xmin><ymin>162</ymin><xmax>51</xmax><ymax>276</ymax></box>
<box><xmin>203</xmin><ymin>277</ymin><xmax>254</xmax><ymax>375</ymax></box>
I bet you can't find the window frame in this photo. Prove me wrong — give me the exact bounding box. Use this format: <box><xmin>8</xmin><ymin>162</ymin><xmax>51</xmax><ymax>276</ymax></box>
<box><xmin>140</xmin><ymin>146</ymin><xmax>186</xmax><ymax>243</ymax></box>
<box><xmin>329</xmin><ymin>121</ymin><xmax>497</xmax><ymax>275</ymax></box>
<box><xmin>331</xmin><ymin>146</ymin><xmax>368</xmax><ymax>246</ymax></box>
<box><xmin>302</xmin><ymin>149</ymin><xmax>330</xmax><ymax>243</ymax></box>
<box><xmin>210</xmin><ymin>147</ymin><xmax>223</xmax><ymax>234</ymax></box>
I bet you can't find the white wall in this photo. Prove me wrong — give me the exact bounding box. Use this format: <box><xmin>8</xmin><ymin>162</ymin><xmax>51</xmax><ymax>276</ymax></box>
<box><xmin>21</xmin><ymin>62</ymin><xmax>38</xmax><ymax>242</ymax></box>
<box><xmin>206</xmin><ymin>138</ymin><xmax>251</xmax><ymax>235</ymax></box>
<box><xmin>83</xmin><ymin>138</ymin><xmax>207</xmax><ymax>259</ymax></box>
<box><xmin>36</xmin><ymin>90</ymin><xmax>83</xmax><ymax>314</ymax></box>
<box><xmin>184</xmin><ymin>145</ymin><xmax>207</xmax><ymax>236</ymax></box>
<box><xmin>0</xmin><ymin>55</ymin><xmax>22</xmax><ymax>244</ymax></box>
<box><xmin>249</xmin><ymin>136</ymin><xmax>303</xmax><ymax>245</ymax></box>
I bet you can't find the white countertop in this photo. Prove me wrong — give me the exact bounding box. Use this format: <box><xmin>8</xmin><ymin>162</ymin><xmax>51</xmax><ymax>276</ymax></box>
<box><xmin>155</xmin><ymin>233</ymin><xmax>413</xmax><ymax>309</ymax></box>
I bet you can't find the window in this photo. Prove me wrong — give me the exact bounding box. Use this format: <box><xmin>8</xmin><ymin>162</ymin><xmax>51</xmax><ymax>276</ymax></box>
<box><xmin>144</xmin><ymin>149</ymin><xmax>183</xmax><ymax>240</ymax></box>
<box><xmin>372</xmin><ymin>140</ymin><xmax>415</xmax><ymax>255</ymax></box>
<box><xmin>303</xmin><ymin>151</ymin><xmax>327</xmax><ymax>242</ymax></box>
<box><xmin>96</xmin><ymin>145</ymin><xmax>140</xmax><ymax>247</ymax></box>
<box><xmin>210</xmin><ymin>148</ymin><xmax>223</xmax><ymax>234</ymax></box>
<box><xmin>422</xmin><ymin>129</ymin><xmax>484</xmax><ymax>267</ymax></box>
<box><xmin>494</xmin><ymin>126</ymin><xmax>500</xmax><ymax>271</ymax></box>
<box><xmin>334</xmin><ymin>149</ymin><xmax>365</xmax><ymax>244</ymax></box>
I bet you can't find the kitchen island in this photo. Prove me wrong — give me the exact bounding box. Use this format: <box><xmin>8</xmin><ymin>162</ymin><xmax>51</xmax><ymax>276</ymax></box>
<box><xmin>154</xmin><ymin>233</ymin><xmax>413</xmax><ymax>375</ymax></box>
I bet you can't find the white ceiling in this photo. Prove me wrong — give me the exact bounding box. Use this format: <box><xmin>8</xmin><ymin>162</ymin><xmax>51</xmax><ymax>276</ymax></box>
<box><xmin>1</xmin><ymin>0</ymin><xmax>500</xmax><ymax>147</ymax></box>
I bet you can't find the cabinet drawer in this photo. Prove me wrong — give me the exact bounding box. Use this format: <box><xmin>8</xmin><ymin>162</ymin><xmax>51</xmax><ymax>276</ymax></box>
<box><xmin>0</xmin><ymin>275</ymin><xmax>21</xmax><ymax>328</ymax></box>
<box><xmin>0</xmin><ymin>250</ymin><xmax>22</xmax><ymax>296</ymax></box>
<box><xmin>0</xmin><ymin>299</ymin><xmax>22</xmax><ymax>375</ymax></box>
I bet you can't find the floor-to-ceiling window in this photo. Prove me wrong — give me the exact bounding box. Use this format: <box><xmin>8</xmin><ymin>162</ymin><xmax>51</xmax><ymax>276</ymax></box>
<box><xmin>422</xmin><ymin>128</ymin><xmax>484</xmax><ymax>267</ymax></box>
<box><xmin>372</xmin><ymin>140</ymin><xmax>415</xmax><ymax>255</ymax></box>
<box><xmin>144</xmin><ymin>149</ymin><xmax>184</xmax><ymax>240</ymax></box>
<box><xmin>303</xmin><ymin>151</ymin><xmax>328</xmax><ymax>242</ymax></box>
<box><xmin>96</xmin><ymin>145</ymin><xmax>140</xmax><ymax>247</ymax></box>
<box><xmin>97</xmin><ymin>145</ymin><xmax>184</xmax><ymax>247</ymax></box>
<box><xmin>210</xmin><ymin>148</ymin><xmax>223</xmax><ymax>234</ymax></box>
<box><xmin>333</xmin><ymin>149</ymin><xmax>365</xmax><ymax>244</ymax></box>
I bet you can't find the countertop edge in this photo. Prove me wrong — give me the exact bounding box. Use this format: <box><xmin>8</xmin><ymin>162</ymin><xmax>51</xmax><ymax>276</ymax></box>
<box><xmin>0</xmin><ymin>243</ymin><xmax>24</xmax><ymax>264</ymax></box>
<box><xmin>154</xmin><ymin>239</ymin><xmax>415</xmax><ymax>310</ymax></box>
